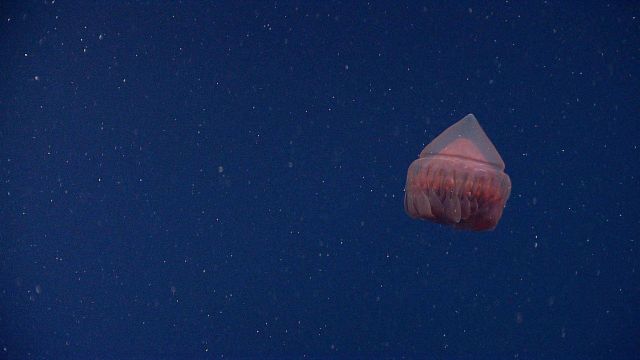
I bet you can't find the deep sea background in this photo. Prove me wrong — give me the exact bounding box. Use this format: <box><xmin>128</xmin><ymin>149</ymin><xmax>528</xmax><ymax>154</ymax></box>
<box><xmin>0</xmin><ymin>1</ymin><xmax>638</xmax><ymax>359</ymax></box>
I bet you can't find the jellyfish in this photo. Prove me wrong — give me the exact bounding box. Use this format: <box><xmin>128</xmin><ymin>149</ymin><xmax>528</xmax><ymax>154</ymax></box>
<box><xmin>404</xmin><ymin>114</ymin><xmax>511</xmax><ymax>231</ymax></box>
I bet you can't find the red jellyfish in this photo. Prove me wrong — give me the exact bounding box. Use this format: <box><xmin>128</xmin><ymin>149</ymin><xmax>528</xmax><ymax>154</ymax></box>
<box><xmin>404</xmin><ymin>114</ymin><xmax>511</xmax><ymax>231</ymax></box>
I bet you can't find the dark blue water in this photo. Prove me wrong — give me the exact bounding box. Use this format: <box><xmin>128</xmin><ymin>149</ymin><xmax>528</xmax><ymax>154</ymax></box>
<box><xmin>1</xmin><ymin>2</ymin><xmax>638</xmax><ymax>358</ymax></box>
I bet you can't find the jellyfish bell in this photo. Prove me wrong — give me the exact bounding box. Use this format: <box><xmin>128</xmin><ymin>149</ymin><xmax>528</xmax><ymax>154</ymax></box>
<box><xmin>404</xmin><ymin>114</ymin><xmax>511</xmax><ymax>231</ymax></box>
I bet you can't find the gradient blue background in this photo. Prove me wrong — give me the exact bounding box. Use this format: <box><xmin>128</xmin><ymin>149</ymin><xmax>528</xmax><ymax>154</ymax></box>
<box><xmin>1</xmin><ymin>1</ymin><xmax>638</xmax><ymax>358</ymax></box>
